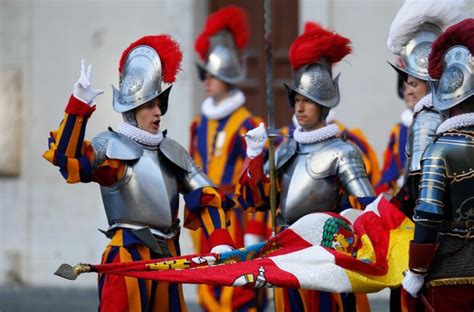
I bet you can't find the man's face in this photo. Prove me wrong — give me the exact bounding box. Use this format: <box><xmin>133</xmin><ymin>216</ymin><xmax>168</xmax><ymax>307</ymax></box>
<box><xmin>204</xmin><ymin>73</ymin><xmax>229</xmax><ymax>101</ymax></box>
<box><xmin>405</xmin><ymin>76</ymin><xmax>429</xmax><ymax>107</ymax></box>
<box><xmin>135</xmin><ymin>98</ymin><xmax>161</xmax><ymax>134</ymax></box>
<box><xmin>294</xmin><ymin>93</ymin><xmax>323</xmax><ymax>131</ymax></box>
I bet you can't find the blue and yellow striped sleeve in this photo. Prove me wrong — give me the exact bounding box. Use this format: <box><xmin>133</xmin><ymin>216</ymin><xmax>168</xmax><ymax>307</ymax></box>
<box><xmin>183</xmin><ymin>186</ymin><xmax>235</xmax><ymax>248</ymax></box>
<box><xmin>43</xmin><ymin>95</ymin><xmax>124</xmax><ymax>185</ymax></box>
<box><xmin>236</xmin><ymin>154</ymin><xmax>274</xmax><ymax>213</ymax></box>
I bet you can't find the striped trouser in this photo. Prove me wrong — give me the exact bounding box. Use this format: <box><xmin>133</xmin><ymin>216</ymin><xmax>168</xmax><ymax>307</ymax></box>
<box><xmin>98</xmin><ymin>229</ymin><xmax>187</xmax><ymax>312</ymax></box>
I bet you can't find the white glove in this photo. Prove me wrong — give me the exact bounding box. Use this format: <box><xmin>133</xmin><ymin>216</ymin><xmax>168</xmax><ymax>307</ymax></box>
<box><xmin>210</xmin><ymin>244</ymin><xmax>234</xmax><ymax>254</ymax></box>
<box><xmin>73</xmin><ymin>59</ymin><xmax>104</xmax><ymax>106</ymax></box>
<box><xmin>402</xmin><ymin>270</ymin><xmax>425</xmax><ymax>298</ymax></box>
<box><xmin>244</xmin><ymin>233</ymin><xmax>263</xmax><ymax>247</ymax></box>
<box><xmin>245</xmin><ymin>123</ymin><xmax>267</xmax><ymax>158</ymax></box>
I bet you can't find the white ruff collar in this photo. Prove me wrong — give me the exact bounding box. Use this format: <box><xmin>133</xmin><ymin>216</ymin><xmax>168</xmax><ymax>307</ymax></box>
<box><xmin>116</xmin><ymin>122</ymin><xmax>163</xmax><ymax>146</ymax></box>
<box><xmin>293</xmin><ymin>124</ymin><xmax>340</xmax><ymax>144</ymax></box>
<box><xmin>401</xmin><ymin>108</ymin><xmax>413</xmax><ymax>127</ymax></box>
<box><xmin>436</xmin><ymin>113</ymin><xmax>474</xmax><ymax>134</ymax></box>
<box><xmin>201</xmin><ymin>89</ymin><xmax>246</xmax><ymax>120</ymax></box>
<box><xmin>413</xmin><ymin>93</ymin><xmax>434</xmax><ymax>114</ymax></box>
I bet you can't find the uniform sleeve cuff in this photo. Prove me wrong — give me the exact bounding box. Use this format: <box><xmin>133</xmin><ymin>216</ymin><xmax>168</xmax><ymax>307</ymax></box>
<box><xmin>409</xmin><ymin>241</ymin><xmax>438</xmax><ymax>273</ymax></box>
<box><xmin>65</xmin><ymin>95</ymin><xmax>96</xmax><ymax>117</ymax></box>
<box><xmin>248</xmin><ymin>154</ymin><xmax>264</xmax><ymax>181</ymax></box>
<box><xmin>209</xmin><ymin>229</ymin><xmax>235</xmax><ymax>249</ymax></box>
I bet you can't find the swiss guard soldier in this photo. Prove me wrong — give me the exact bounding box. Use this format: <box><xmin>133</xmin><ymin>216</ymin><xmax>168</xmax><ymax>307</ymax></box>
<box><xmin>386</xmin><ymin>0</ymin><xmax>468</xmax><ymax>215</ymax></box>
<box><xmin>43</xmin><ymin>35</ymin><xmax>235</xmax><ymax>311</ymax></box>
<box><xmin>188</xmin><ymin>6</ymin><xmax>268</xmax><ymax>311</ymax></box>
<box><xmin>237</xmin><ymin>23</ymin><xmax>375</xmax><ymax>312</ymax></box>
<box><xmin>402</xmin><ymin>18</ymin><xmax>474</xmax><ymax>311</ymax></box>
<box><xmin>385</xmin><ymin>2</ymin><xmax>469</xmax><ymax>310</ymax></box>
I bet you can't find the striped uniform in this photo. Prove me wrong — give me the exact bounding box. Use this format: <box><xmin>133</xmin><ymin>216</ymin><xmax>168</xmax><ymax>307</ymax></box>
<box><xmin>44</xmin><ymin>95</ymin><xmax>234</xmax><ymax>312</ymax></box>
<box><xmin>189</xmin><ymin>105</ymin><xmax>267</xmax><ymax>311</ymax></box>
<box><xmin>375</xmin><ymin>123</ymin><xmax>408</xmax><ymax>195</ymax></box>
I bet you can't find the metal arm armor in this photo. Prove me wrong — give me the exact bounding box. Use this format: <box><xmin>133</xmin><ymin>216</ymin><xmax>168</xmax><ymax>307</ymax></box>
<box><xmin>336</xmin><ymin>142</ymin><xmax>375</xmax><ymax>198</ymax></box>
<box><xmin>407</xmin><ymin>108</ymin><xmax>441</xmax><ymax>173</ymax></box>
<box><xmin>414</xmin><ymin>155</ymin><xmax>446</xmax><ymax>223</ymax></box>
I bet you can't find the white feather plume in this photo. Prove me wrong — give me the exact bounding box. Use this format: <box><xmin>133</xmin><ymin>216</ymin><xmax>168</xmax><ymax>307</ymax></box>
<box><xmin>387</xmin><ymin>0</ymin><xmax>471</xmax><ymax>55</ymax></box>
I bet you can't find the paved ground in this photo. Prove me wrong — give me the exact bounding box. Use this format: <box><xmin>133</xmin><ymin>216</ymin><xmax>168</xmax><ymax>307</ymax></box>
<box><xmin>0</xmin><ymin>286</ymin><xmax>389</xmax><ymax>311</ymax></box>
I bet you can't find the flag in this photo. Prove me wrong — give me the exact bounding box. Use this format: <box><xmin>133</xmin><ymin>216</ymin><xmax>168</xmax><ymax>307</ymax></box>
<box><xmin>83</xmin><ymin>195</ymin><xmax>414</xmax><ymax>293</ymax></box>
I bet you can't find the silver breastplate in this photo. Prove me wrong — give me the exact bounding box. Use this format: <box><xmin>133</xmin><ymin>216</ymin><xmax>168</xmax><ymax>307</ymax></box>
<box><xmin>278</xmin><ymin>138</ymin><xmax>374</xmax><ymax>225</ymax></box>
<box><xmin>101</xmin><ymin>148</ymin><xmax>179</xmax><ymax>229</ymax></box>
<box><xmin>280</xmin><ymin>141</ymin><xmax>340</xmax><ymax>224</ymax></box>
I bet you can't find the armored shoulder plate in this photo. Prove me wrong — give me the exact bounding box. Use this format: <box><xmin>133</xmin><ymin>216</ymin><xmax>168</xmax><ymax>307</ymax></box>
<box><xmin>91</xmin><ymin>131</ymin><xmax>143</xmax><ymax>170</ymax></box>
<box><xmin>333</xmin><ymin>140</ymin><xmax>375</xmax><ymax>197</ymax></box>
<box><xmin>408</xmin><ymin>108</ymin><xmax>441</xmax><ymax>172</ymax></box>
<box><xmin>275</xmin><ymin>139</ymin><xmax>298</xmax><ymax>170</ymax></box>
<box><xmin>159</xmin><ymin>137</ymin><xmax>195</xmax><ymax>172</ymax></box>
<box><xmin>159</xmin><ymin>137</ymin><xmax>214</xmax><ymax>192</ymax></box>
<box><xmin>263</xmin><ymin>139</ymin><xmax>297</xmax><ymax>174</ymax></box>
<box><xmin>421</xmin><ymin>131</ymin><xmax>474</xmax><ymax>179</ymax></box>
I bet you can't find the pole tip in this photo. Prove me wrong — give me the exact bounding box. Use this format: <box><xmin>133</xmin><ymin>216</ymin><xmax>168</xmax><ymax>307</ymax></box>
<box><xmin>54</xmin><ymin>263</ymin><xmax>92</xmax><ymax>280</ymax></box>
<box><xmin>54</xmin><ymin>263</ymin><xmax>79</xmax><ymax>280</ymax></box>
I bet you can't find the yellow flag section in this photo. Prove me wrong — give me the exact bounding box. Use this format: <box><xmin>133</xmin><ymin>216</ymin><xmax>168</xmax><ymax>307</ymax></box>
<box><xmin>345</xmin><ymin>195</ymin><xmax>414</xmax><ymax>293</ymax></box>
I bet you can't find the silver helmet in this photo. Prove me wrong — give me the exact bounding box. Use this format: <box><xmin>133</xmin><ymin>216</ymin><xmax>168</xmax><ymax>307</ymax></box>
<box><xmin>284</xmin><ymin>58</ymin><xmax>340</xmax><ymax>109</ymax></box>
<box><xmin>197</xmin><ymin>30</ymin><xmax>245</xmax><ymax>85</ymax></box>
<box><xmin>112</xmin><ymin>45</ymin><xmax>171</xmax><ymax>116</ymax></box>
<box><xmin>389</xmin><ymin>23</ymin><xmax>441</xmax><ymax>82</ymax></box>
<box><xmin>431</xmin><ymin>45</ymin><xmax>474</xmax><ymax>110</ymax></box>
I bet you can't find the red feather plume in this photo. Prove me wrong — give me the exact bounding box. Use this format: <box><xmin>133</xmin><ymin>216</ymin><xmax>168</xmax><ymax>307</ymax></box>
<box><xmin>304</xmin><ymin>21</ymin><xmax>323</xmax><ymax>33</ymax></box>
<box><xmin>289</xmin><ymin>25</ymin><xmax>352</xmax><ymax>71</ymax></box>
<box><xmin>118</xmin><ymin>35</ymin><xmax>183</xmax><ymax>84</ymax></box>
<box><xmin>428</xmin><ymin>18</ymin><xmax>474</xmax><ymax>79</ymax></box>
<box><xmin>195</xmin><ymin>5</ymin><xmax>250</xmax><ymax>61</ymax></box>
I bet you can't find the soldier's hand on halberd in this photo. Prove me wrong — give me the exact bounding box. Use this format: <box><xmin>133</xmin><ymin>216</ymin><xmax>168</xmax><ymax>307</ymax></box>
<box><xmin>402</xmin><ymin>270</ymin><xmax>425</xmax><ymax>298</ymax></box>
<box><xmin>73</xmin><ymin>59</ymin><xmax>104</xmax><ymax>106</ymax></box>
<box><xmin>245</xmin><ymin>123</ymin><xmax>267</xmax><ymax>159</ymax></box>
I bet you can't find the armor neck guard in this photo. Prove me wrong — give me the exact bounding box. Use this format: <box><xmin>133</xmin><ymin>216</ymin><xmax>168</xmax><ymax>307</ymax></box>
<box><xmin>296</xmin><ymin>137</ymin><xmax>337</xmax><ymax>154</ymax></box>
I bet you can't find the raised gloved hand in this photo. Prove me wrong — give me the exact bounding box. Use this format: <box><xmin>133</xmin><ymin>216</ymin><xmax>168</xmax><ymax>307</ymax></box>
<box><xmin>245</xmin><ymin>123</ymin><xmax>267</xmax><ymax>158</ymax></box>
<box><xmin>210</xmin><ymin>244</ymin><xmax>234</xmax><ymax>254</ymax></box>
<box><xmin>73</xmin><ymin>59</ymin><xmax>104</xmax><ymax>106</ymax></box>
<box><xmin>244</xmin><ymin>233</ymin><xmax>263</xmax><ymax>247</ymax></box>
<box><xmin>402</xmin><ymin>270</ymin><xmax>425</xmax><ymax>298</ymax></box>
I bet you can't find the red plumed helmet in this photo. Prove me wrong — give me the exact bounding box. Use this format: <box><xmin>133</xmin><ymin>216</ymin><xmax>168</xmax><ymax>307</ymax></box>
<box><xmin>195</xmin><ymin>5</ymin><xmax>250</xmax><ymax>61</ymax></box>
<box><xmin>429</xmin><ymin>18</ymin><xmax>474</xmax><ymax>79</ymax></box>
<box><xmin>118</xmin><ymin>35</ymin><xmax>182</xmax><ymax>84</ymax></box>
<box><xmin>289</xmin><ymin>25</ymin><xmax>352</xmax><ymax>71</ymax></box>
